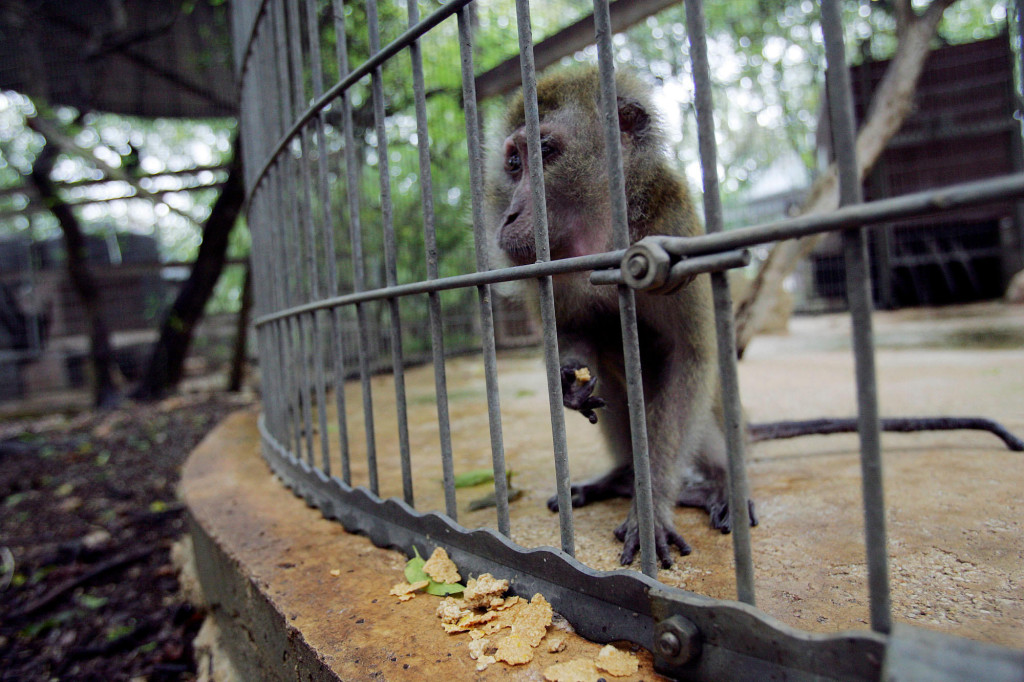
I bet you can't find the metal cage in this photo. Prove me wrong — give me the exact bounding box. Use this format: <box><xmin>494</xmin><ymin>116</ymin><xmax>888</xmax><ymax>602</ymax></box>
<box><xmin>231</xmin><ymin>1</ymin><xmax>1024</xmax><ymax>679</ymax></box>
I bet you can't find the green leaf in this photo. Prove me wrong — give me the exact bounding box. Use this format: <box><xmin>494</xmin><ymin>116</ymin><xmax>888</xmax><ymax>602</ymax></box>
<box><xmin>149</xmin><ymin>500</ymin><xmax>168</xmax><ymax>513</ymax></box>
<box><xmin>425</xmin><ymin>581</ymin><xmax>464</xmax><ymax>596</ymax></box>
<box><xmin>404</xmin><ymin>547</ymin><xmax>429</xmax><ymax>584</ymax></box>
<box><xmin>454</xmin><ymin>468</ymin><xmax>514</xmax><ymax>489</ymax></box>
<box><xmin>105</xmin><ymin>623</ymin><xmax>134</xmax><ymax>641</ymax></box>
<box><xmin>454</xmin><ymin>468</ymin><xmax>495</xmax><ymax>488</ymax></box>
<box><xmin>77</xmin><ymin>593</ymin><xmax>108</xmax><ymax>609</ymax></box>
<box><xmin>4</xmin><ymin>492</ymin><xmax>27</xmax><ymax>508</ymax></box>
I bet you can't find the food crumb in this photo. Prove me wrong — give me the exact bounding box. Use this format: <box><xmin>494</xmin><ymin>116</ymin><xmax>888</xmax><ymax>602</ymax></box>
<box><xmin>596</xmin><ymin>644</ymin><xmax>639</xmax><ymax>676</ymax></box>
<box><xmin>422</xmin><ymin>547</ymin><xmax>461</xmax><ymax>584</ymax></box>
<box><xmin>389</xmin><ymin>580</ymin><xmax>429</xmax><ymax>601</ymax></box>
<box><xmin>544</xmin><ymin>658</ymin><xmax>601</xmax><ymax>682</ymax></box>
<box><xmin>462</xmin><ymin>573</ymin><xmax>509</xmax><ymax>609</ymax></box>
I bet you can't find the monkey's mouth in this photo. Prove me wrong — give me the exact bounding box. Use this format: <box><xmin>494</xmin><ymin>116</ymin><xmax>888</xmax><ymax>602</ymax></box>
<box><xmin>498</xmin><ymin>229</ymin><xmax>537</xmax><ymax>266</ymax></box>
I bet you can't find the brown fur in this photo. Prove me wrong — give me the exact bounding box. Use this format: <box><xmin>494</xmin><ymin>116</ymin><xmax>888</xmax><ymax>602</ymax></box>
<box><xmin>485</xmin><ymin>67</ymin><xmax>750</xmax><ymax>567</ymax></box>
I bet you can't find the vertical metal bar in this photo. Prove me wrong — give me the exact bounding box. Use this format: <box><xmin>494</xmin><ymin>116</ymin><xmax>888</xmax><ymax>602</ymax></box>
<box><xmin>513</xmin><ymin>0</ymin><xmax>575</xmax><ymax>556</ymax></box>
<box><xmin>284</xmin><ymin>0</ymin><xmax>317</xmax><ymax>468</ymax></box>
<box><xmin>409</xmin><ymin>0</ymin><xmax>458</xmax><ymax>518</ymax></box>
<box><xmin>457</xmin><ymin>8</ymin><xmax>511</xmax><ymax>535</ymax></box>
<box><xmin>253</xmin><ymin>20</ymin><xmax>281</xmax><ymax>446</ymax></box>
<box><xmin>330</xmin><ymin>0</ymin><xmax>355</xmax><ymax>484</ymax></box>
<box><xmin>333</xmin><ymin>0</ymin><xmax>379</xmax><ymax>494</ymax></box>
<box><xmin>366</xmin><ymin>0</ymin><xmax>414</xmax><ymax>505</ymax></box>
<box><xmin>821</xmin><ymin>0</ymin><xmax>892</xmax><ymax>634</ymax></box>
<box><xmin>591</xmin><ymin>0</ymin><xmax>657</xmax><ymax>578</ymax></box>
<box><xmin>303</xmin><ymin>0</ymin><xmax>332</xmax><ymax>474</ymax></box>
<box><xmin>263</xmin><ymin>20</ymin><xmax>289</xmax><ymax>452</ymax></box>
<box><xmin>683</xmin><ymin>0</ymin><xmax>756</xmax><ymax>604</ymax></box>
<box><xmin>271</xmin><ymin>2</ymin><xmax>304</xmax><ymax>461</ymax></box>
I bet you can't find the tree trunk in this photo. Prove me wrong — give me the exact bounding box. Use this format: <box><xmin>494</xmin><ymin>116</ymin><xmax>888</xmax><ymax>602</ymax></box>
<box><xmin>28</xmin><ymin>143</ymin><xmax>121</xmax><ymax>408</ymax></box>
<box><xmin>132</xmin><ymin>140</ymin><xmax>245</xmax><ymax>400</ymax></box>
<box><xmin>733</xmin><ymin>0</ymin><xmax>957</xmax><ymax>357</ymax></box>
<box><xmin>227</xmin><ymin>262</ymin><xmax>253</xmax><ymax>392</ymax></box>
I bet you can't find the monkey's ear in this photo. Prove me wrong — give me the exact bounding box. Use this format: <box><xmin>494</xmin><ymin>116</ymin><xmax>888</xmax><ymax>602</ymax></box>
<box><xmin>617</xmin><ymin>97</ymin><xmax>651</xmax><ymax>139</ymax></box>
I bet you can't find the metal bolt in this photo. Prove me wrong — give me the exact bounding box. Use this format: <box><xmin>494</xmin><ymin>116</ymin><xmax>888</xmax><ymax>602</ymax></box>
<box><xmin>658</xmin><ymin>631</ymin><xmax>681</xmax><ymax>658</ymax></box>
<box><xmin>626</xmin><ymin>253</ymin><xmax>649</xmax><ymax>278</ymax></box>
<box><xmin>655</xmin><ymin>615</ymin><xmax>702</xmax><ymax>666</ymax></box>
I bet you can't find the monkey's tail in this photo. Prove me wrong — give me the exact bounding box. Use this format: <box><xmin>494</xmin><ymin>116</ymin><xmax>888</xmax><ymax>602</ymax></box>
<box><xmin>747</xmin><ymin>417</ymin><xmax>1024</xmax><ymax>452</ymax></box>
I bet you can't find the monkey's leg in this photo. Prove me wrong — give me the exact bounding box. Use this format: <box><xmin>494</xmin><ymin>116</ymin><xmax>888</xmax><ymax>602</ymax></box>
<box><xmin>612</xmin><ymin>384</ymin><xmax>706</xmax><ymax>568</ymax></box>
<box><xmin>677</xmin><ymin>425</ymin><xmax>758</xmax><ymax>532</ymax></box>
<box><xmin>546</xmin><ymin>462</ymin><xmax>634</xmax><ymax>512</ymax></box>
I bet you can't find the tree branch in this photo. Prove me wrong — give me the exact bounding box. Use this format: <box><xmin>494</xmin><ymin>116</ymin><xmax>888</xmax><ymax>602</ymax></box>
<box><xmin>733</xmin><ymin>0</ymin><xmax>960</xmax><ymax>357</ymax></box>
<box><xmin>26</xmin><ymin>116</ymin><xmax>202</xmax><ymax>226</ymax></box>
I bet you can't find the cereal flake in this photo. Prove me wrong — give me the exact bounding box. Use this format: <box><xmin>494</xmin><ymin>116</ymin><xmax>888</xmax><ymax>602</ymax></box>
<box><xmin>596</xmin><ymin>644</ymin><xmax>639</xmax><ymax>677</ymax></box>
<box><xmin>543</xmin><ymin>658</ymin><xmax>602</xmax><ymax>682</ymax></box>
<box><xmin>462</xmin><ymin>573</ymin><xmax>509</xmax><ymax>609</ymax></box>
<box><xmin>389</xmin><ymin>580</ymin><xmax>429</xmax><ymax>601</ymax></box>
<box><xmin>422</xmin><ymin>547</ymin><xmax>461</xmax><ymax>584</ymax></box>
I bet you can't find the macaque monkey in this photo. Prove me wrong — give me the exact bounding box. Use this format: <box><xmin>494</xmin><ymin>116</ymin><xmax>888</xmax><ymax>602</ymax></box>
<box><xmin>485</xmin><ymin>66</ymin><xmax>755</xmax><ymax>568</ymax></box>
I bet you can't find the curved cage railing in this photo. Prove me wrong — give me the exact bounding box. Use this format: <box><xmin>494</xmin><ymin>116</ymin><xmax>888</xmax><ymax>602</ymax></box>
<box><xmin>231</xmin><ymin>1</ymin><xmax>1024</xmax><ymax>678</ymax></box>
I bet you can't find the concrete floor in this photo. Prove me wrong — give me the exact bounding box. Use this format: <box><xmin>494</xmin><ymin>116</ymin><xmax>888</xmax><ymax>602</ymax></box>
<box><xmin>321</xmin><ymin>301</ymin><xmax>1023</xmax><ymax>649</ymax></box>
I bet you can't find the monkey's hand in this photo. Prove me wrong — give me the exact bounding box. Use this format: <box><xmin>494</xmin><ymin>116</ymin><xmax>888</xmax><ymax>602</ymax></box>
<box><xmin>560</xmin><ymin>362</ymin><xmax>605</xmax><ymax>424</ymax></box>
<box><xmin>614</xmin><ymin>507</ymin><xmax>692</xmax><ymax>569</ymax></box>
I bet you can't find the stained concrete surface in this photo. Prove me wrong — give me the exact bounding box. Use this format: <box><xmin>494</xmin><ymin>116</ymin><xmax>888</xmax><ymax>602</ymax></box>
<box><xmin>181</xmin><ymin>302</ymin><xmax>1022</xmax><ymax>681</ymax></box>
<box><xmin>322</xmin><ymin>301</ymin><xmax>1023</xmax><ymax>648</ymax></box>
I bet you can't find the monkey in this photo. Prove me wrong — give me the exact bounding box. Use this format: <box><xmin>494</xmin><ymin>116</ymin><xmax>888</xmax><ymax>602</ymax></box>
<box><xmin>484</xmin><ymin>66</ymin><xmax>755</xmax><ymax>568</ymax></box>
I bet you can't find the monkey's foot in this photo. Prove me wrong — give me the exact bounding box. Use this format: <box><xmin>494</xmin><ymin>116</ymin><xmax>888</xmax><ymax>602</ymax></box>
<box><xmin>677</xmin><ymin>487</ymin><xmax>758</xmax><ymax>533</ymax></box>
<box><xmin>614</xmin><ymin>516</ymin><xmax>692</xmax><ymax>569</ymax></box>
<box><xmin>560</xmin><ymin>361</ymin><xmax>606</xmax><ymax>424</ymax></box>
<box><xmin>546</xmin><ymin>463</ymin><xmax>634</xmax><ymax>512</ymax></box>
<box><xmin>706</xmin><ymin>499</ymin><xmax>758</xmax><ymax>533</ymax></box>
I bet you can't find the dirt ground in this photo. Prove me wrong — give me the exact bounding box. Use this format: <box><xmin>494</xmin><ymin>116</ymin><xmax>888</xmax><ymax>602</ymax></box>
<box><xmin>0</xmin><ymin>392</ymin><xmax>254</xmax><ymax>681</ymax></box>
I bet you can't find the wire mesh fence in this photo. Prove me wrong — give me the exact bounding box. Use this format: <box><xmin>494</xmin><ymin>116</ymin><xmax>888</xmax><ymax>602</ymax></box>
<box><xmin>232</xmin><ymin>0</ymin><xmax>1024</xmax><ymax>678</ymax></box>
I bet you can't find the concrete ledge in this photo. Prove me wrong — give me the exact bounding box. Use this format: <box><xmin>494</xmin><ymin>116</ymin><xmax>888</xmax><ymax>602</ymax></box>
<box><xmin>179</xmin><ymin>409</ymin><xmax>662</xmax><ymax>680</ymax></box>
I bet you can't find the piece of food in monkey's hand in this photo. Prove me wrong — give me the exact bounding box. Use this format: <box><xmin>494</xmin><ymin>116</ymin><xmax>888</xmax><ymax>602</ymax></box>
<box><xmin>560</xmin><ymin>364</ymin><xmax>605</xmax><ymax>424</ymax></box>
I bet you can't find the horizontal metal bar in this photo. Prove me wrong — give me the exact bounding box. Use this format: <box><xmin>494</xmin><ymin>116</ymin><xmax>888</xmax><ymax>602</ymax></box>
<box><xmin>254</xmin><ymin>250</ymin><xmax>623</xmax><ymax>327</ymax></box>
<box><xmin>247</xmin><ymin>0</ymin><xmax>475</xmax><ymax>202</ymax></box>
<box><xmin>255</xmin><ymin>171</ymin><xmax>1024</xmax><ymax>329</ymax></box>
<box><xmin>655</xmin><ymin>173</ymin><xmax>1024</xmax><ymax>257</ymax></box>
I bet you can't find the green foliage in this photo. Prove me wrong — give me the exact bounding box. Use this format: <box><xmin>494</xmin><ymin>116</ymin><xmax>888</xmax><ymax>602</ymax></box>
<box><xmin>609</xmin><ymin>0</ymin><xmax>1010</xmax><ymax>201</ymax></box>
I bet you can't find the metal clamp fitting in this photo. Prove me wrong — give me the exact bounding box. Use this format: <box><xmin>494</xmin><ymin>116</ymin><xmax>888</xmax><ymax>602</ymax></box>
<box><xmin>655</xmin><ymin>615</ymin><xmax>702</xmax><ymax>667</ymax></box>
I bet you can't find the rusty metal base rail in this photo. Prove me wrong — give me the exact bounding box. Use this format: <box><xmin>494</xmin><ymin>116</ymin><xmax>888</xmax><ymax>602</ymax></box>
<box><xmin>258</xmin><ymin>415</ymin><xmax>898</xmax><ymax>681</ymax></box>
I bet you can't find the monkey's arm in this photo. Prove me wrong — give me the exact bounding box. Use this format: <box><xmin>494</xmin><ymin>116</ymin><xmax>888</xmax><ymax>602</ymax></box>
<box><xmin>560</xmin><ymin>361</ymin><xmax>605</xmax><ymax>423</ymax></box>
<box><xmin>557</xmin><ymin>327</ymin><xmax>606</xmax><ymax>423</ymax></box>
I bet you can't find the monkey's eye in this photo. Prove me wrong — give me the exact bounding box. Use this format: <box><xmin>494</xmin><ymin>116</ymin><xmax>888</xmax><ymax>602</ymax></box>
<box><xmin>505</xmin><ymin>150</ymin><xmax>522</xmax><ymax>174</ymax></box>
<box><xmin>540</xmin><ymin>137</ymin><xmax>560</xmax><ymax>161</ymax></box>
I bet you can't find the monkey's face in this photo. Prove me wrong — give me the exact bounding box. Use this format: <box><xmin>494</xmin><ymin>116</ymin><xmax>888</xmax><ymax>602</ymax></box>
<box><xmin>488</xmin><ymin>108</ymin><xmax>612</xmax><ymax>267</ymax></box>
